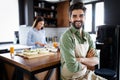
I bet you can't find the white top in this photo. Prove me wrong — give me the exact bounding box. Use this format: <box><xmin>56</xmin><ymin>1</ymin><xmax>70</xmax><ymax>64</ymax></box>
<box><xmin>27</xmin><ymin>28</ymin><xmax>47</xmax><ymax>48</ymax></box>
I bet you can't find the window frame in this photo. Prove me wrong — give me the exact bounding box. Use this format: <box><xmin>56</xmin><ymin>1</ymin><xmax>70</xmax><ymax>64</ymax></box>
<box><xmin>85</xmin><ymin>1</ymin><xmax>104</xmax><ymax>34</ymax></box>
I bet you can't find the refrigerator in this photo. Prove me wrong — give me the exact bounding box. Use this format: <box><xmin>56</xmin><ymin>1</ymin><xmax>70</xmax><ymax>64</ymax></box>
<box><xmin>96</xmin><ymin>24</ymin><xmax>120</xmax><ymax>80</ymax></box>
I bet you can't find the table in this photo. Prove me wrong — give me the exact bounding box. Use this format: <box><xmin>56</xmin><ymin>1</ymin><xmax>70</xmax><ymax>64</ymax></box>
<box><xmin>0</xmin><ymin>44</ymin><xmax>32</xmax><ymax>51</ymax></box>
<box><xmin>0</xmin><ymin>51</ymin><xmax>60</xmax><ymax>80</ymax></box>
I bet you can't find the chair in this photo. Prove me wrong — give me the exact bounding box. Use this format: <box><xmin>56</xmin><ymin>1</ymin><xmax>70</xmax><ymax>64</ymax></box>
<box><xmin>95</xmin><ymin>68</ymin><xmax>117</xmax><ymax>80</ymax></box>
<box><xmin>94</xmin><ymin>47</ymin><xmax>117</xmax><ymax>80</ymax></box>
<box><xmin>95</xmin><ymin>25</ymin><xmax>119</xmax><ymax>80</ymax></box>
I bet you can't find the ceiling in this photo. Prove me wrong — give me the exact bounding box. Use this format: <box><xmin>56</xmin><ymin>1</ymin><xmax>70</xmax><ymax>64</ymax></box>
<box><xmin>81</xmin><ymin>0</ymin><xmax>100</xmax><ymax>3</ymax></box>
<box><xmin>44</xmin><ymin>0</ymin><xmax>66</xmax><ymax>3</ymax></box>
<box><xmin>71</xmin><ymin>0</ymin><xmax>102</xmax><ymax>3</ymax></box>
<box><xmin>44</xmin><ymin>0</ymin><xmax>102</xmax><ymax>3</ymax></box>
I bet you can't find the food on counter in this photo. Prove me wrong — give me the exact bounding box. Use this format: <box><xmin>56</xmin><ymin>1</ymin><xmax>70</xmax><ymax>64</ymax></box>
<box><xmin>22</xmin><ymin>48</ymin><xmax>49</xmax><ymax>55</ymax></box>
<box><xmin>17</xmin><ymin>47</ymin><xmax>57</xmax><ymax>55</ymax></box>
<box><xmin>16</xmin><ymin>47</ymin><xmax>57</xmax><ymax>59</ymax></box>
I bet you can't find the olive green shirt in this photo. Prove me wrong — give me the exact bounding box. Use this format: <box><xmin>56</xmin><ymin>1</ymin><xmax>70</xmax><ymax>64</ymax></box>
<box><xmin>60</xmin><ymin>25</ymin><xmax>97</xmax><ymax>73</ymax></box>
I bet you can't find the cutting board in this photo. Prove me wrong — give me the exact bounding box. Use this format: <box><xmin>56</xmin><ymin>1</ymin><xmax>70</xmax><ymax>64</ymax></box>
<box><xmin>16</xmin><ymin>52</ymin><xmax>55</xmax><ymax>59</ymax></box>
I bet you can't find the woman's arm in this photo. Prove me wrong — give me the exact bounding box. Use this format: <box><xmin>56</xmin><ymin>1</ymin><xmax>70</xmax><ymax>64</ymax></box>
<box><xmin>35</xmin><ymin>42</ymin><xmax>45</xmax><ymax>47</ymax></box>
<box><xmin>27</xmin><ymin>31</ymin><xmax>35</xmax><ymax>46</ymax></box>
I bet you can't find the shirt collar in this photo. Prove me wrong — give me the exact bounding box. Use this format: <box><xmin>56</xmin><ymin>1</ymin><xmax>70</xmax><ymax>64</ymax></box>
<box><xmin>70</xmin><ymin>25</ymin><xmax>83</xmax><ymax>35</ymax></box>
<box><xmin>70</xmin><ymin>25</ymin><xmax>80</xmax><ymax>34</ymax></box>
<box><xmin>33</xmin><ymin>28</ymin><xmax>37</xmax><ymax>31</ymax></box>
<box><xmin>33</xmin><ymin>28</ymin><xmax>41</xmax><ymax>31</ymax></box>
<box><xmin>70</xmin><ymin>25</ymin><xmax>87</xmax><ymax>41</ymax></box>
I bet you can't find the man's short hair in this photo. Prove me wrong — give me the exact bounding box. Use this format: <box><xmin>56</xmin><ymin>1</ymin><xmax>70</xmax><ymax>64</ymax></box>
<box><xmin>69</xmin><ymin>2</ymin><xmax>86</xmax><ymax>16</ymax></box>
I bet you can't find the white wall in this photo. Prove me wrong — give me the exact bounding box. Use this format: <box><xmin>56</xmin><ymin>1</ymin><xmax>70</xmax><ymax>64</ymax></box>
<box><xmin>0</xmin><ymin>0</ymin><xmax>19</xmax><ymax>43</ymax></box>
<box><xmin>19</xmin><ymin>25</ymin><xmax>68</xmax><ymax>44</ymax></box>
<box><xmin>19</xmin><ymin>25</ymin><xmax>30</xmax><ymax>45</ymax></box>
<box><xmin>19</xmin><ymin>25</ymin><xmax>97</xmax><ymax>46</ymax></box>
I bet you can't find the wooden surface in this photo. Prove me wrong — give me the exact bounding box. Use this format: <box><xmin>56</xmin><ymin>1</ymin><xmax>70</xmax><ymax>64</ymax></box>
<box><xmin>16</xmin><ymin>52</ymin><xmax>56</xmax><ymax>59</ymax></box>
<box><xmin>57</xmin><ymin>1</ymin><xmax>69</xmax><ymax>27</ymax></box>
<box><xmin>0</xmin><ymin>52</ymin><xmax>60</xmax><ymax>72</ymax></box>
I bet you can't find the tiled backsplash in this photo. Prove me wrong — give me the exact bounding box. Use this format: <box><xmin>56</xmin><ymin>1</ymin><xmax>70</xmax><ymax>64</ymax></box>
<box><xmin>19</xmin><ymin>25</ymin><xmax>96</xmax><ymax>45</ymax></box>
<box><xmin>19</xmin><ymin>25</ymin><xmax>68</xmax><ymax>45</ymax></box>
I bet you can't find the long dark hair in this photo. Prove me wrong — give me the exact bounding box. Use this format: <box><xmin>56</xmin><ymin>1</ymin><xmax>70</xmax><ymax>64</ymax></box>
<box><xmin>32</xmin><ymin>16</ymin><xmax>44</xmax><ymax>28</ymax></box>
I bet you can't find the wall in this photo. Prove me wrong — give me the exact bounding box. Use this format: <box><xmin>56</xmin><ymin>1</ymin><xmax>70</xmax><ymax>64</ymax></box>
<box><xmin>19</xmin><ymin>26</ymin><xmax>97</xmax><ymax>47</ymax></box>
<box><xmin>18</xmin><ymin>0</ymin><xmax>33</xmax><ymax>26</ymax></box>
<box><xmin>104</xmin><ymin>0</ymin><xmax>120</xmax><ymax>25</ymax></box>
<box><xmin>19</xmin><ymin>25</ymin><xmax>68</xmax><ymax>45</ymax></box>
<box><xmin>0</xmin><ymin>0</ymin><xmax>19</xmax><ymax>43</ymax></box>
<box><xmin>104</xmin><ymin>1</ymin><xmax>120</xmax><ymax>79</ymax></box>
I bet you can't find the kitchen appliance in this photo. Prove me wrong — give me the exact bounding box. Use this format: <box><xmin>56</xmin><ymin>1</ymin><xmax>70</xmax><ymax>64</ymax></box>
<box><xmin>96</xmin><ymin>24</ymin><xmax>120</xmax><ymax>80</ymax></box>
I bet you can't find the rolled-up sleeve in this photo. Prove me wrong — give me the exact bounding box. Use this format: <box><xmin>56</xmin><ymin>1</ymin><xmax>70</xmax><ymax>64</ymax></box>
<box><xmin>60</xmin><ymin>32</ymin><xmax>83</xmax><ymax>73</ymax></box>
<box><xmin>87</xmin><ymin>33</ymin><xmax>98</xmax><ymax>57</ymax></box>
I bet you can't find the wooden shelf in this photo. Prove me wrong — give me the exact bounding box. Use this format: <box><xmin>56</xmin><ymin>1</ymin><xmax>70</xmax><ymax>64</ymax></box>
<box><xmin>33</xmin><ymin>0</ymin><xmax>70</xmax><ymax>27</ymax></box>
<box><xmin>34</xmin><ymin>6</ymin><xmax>57</xmax><ymax>12</ymax></box>
<box><xmin>19</xmin><ymin>0</ymin><xmax>69</xmax><ymax>27</ymax></box>
<box><xmin>35</xmin><ymin>16</ymin><xmax>57</xmax><ymax>20</ymax></box>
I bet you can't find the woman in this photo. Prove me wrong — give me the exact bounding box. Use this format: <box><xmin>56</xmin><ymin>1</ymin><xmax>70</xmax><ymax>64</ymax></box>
<box><xmin>27</xmin><ymin>16</ymin><xmax>47</xmax><ymax>48</ymax></box>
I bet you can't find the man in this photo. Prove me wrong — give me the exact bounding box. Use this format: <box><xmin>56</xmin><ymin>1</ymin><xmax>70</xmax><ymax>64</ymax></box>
<box><xmin>60</xmin><ymin>2</ymin><xmax>107</xmax><ymax>80</ymax></box>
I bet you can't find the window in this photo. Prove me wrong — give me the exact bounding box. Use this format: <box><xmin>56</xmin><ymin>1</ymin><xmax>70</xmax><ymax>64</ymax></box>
<box><xmin>84</xmin><ymin>4</ymin><xmax>92</xmax><ymax>32</ymax></box>
<box><xmin>84</xmin><ymin>1</ymin><xmax>104</xmax><ymax>33</ymax></box>
<box><xmin>95</xmin><ymin>2</ymin><xmax>104</xmax><ymax>31</ymax></box>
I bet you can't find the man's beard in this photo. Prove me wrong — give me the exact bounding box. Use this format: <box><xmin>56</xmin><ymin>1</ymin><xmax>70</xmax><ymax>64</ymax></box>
<box><xmin>72</xmin><ymin>21</ymin><xmax>83</xmax><ymax>29</ymax></box>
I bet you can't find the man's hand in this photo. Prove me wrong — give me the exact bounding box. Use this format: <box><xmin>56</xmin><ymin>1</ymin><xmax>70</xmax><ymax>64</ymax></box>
<box><xmin>76</xmin><ymin>49</ymin><xmax>98</xmax><ymax>70</ymax></box>
<box><xmin>86</xmin><ymin>49</ymin><xmax>95</xmax><ymax>58</ymax></box>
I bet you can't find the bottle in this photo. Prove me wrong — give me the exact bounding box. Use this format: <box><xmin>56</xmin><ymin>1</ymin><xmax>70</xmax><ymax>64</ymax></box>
<box><xmin>50</xmin><ymin>12</ymin><xmax>53</xmax><ymax>18</ymax></box>
<box><xmin>38</xmin><ymin>3</ymin><xmax>41</xmax><ymax>7</ymax></box>
<box><xmin>35</xmin><ymin>12</ymin><xmax>37</xmax><ymax>17</ymax></box>
<box><xmin>41</xmin><ymin>2</ymin><xmax>44</xmax><ymax>8</ymax></box>
<box><xmin>51</xmin><ymin>6</ymin><xmax>54</xmax><ymax>10</ymax></box>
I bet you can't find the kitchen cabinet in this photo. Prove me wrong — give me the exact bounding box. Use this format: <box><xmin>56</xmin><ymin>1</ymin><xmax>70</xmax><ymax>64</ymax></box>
<box><xmin>34</xmin><ymin>0</ymin><xmax>57</xmax><ymax>27</ymax></box>
<box><xmin>19</xmin><ymin>0</ymin><xmax>69</xmax><ymax>27</ymax></box>
<box><xmin>33</xmin><ymin>0</ymin><xmax>70</xmax><ymax>27</ymax></box>
<box><xmin>57</xmin><ymin>1</ymin><xmax>70</xmax><ymax>27</ymax></box>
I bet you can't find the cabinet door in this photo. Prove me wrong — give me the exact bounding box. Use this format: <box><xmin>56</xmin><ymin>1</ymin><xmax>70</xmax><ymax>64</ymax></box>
<box><xmin>57</xmin><ymin>1</ymin><xmax>70</xmax><ymax>27</ymax></box>
<box><xmin>33</xmin><ymin>0</ymin><xmax>70</xmax><ymax>27</ymax></box>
